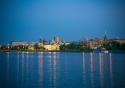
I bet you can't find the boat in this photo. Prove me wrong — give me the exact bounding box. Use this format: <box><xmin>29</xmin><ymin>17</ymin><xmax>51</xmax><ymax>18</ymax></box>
<box><xmin>100</xmin><ymin>48</ymin><xmax>108</xmax><ymax>53</ymax></box>
<box><xmin>93</xmin><ymin>48</ymin><xmax>108</xmax><ymax>53</ymax></box>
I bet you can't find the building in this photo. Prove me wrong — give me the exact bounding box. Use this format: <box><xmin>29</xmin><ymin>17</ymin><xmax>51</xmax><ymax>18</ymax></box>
<box><xmin>54</xmin><ymin>36</ymin><xmax>59</xmax><ymax>43</ymax></box>
<box><xmin>114</xmin><ymin>39</ymin><xmax>125</xmax><ymax>43</ymax></box>
<box><xmin>104</xmin><ymin>30</ymin><xmax>108</xmax><ymax>44</ymax></box>
<box><xmin>43</xmin><ymin>39</ymin><xmax>48</xmax><ymax>45</ymax></box>
<box><xmin>43</xmin><ymin>44</ymin><xmax>60</xmax><ymax>50</ymax></box>
<box><xmin>64</xmin><ymin>42</ymin><xmax>70</xmax><ymax>45</ymax></box>
<box><xmin>79</xmin><ymin>37</ymin><xmax>89</xmax><ymax>47</ymax></box>
<box><xmin>0</xmin><ymin>45</ymin><xmax>2</xmax><ymax>49</ymax></box>
<box><xmin>28</xmin><ymin>42</ymin><xmax>38</xmax><ymax>50</ymax></box>
<box><xmin>39</xmin><ymin>37</ymin><xmax>43</xmax><ymax>46</ymax></box>
<box><xmin>49</xmin><ymin>40</ymin><xmax>55</xmax><ymax>44</ymax></box>
<box><xmin>10</xmin><ymin>42</ymin><xmax>28</xmax><ymax>47</ymax></box>
<box><xmin>1</xmin><ymin>46</ymin><xmax>6</xmax><ymax>50</ymax></box>
<box><xmin>107</xmin><ymin>38</ymin><xmax>125</xmax><ymax>44</ymax></box>
<box><xmin>89</xmin><ymin>31</ymin><xmax>107</xmax><ymax>49</ymax></box>
<box><xmin>89</xmin><ymin>38</ymin><xmax>103</xmax><ymax>49</ymax></box>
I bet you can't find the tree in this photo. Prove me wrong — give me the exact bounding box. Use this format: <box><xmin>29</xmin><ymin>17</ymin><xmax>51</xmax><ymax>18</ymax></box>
<box><xmin>39</xmin><ymin>47</ymin><xmax>45</xmax><ymax>50</ymax></box>
<box><xmin>19</xmin><ymin>45</ymin><xmax>23</xmax><ymax>50</ymax></box>
<box><xmin>104</xmin><ymin>41</ymin><xmax>125</xmax><ymax>50</ymax></box>
<box><xmin>121</xmin><ymin>43</ymin><xmax>125</xmax><ymax>50</ymax></box>
<box><xmin>34</xmin><ymin>43</ymin><xmax>39</xmax><ymax>50</ymax></box>
<box><xmin>60</xmin><ymin>43</ymin><xmax>90</xmax><ymax>51</ymax></box>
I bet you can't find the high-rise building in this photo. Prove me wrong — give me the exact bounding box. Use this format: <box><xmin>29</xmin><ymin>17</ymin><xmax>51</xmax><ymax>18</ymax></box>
<box><xmin>39</xmin><ymin>37</ymin><xmax>42</xmax><ymax>43</ymax></box>
<box><xmin>104</xmin><ymin>30</ymin><xmax>108</xmax><ymax>44</ymax></box>
<box><xmin>39</xmin><ymin>37</ymin><xmax>43</xmax><ymax>45</ymax></box>
<box><xmin>49</xmin><ymin>40</ymin><xmax>55</xmax><ymax>44</ymax></box>
<box><xmin>43</xmin><ymin>39</ymin><xmax>47</xmax><ymax>45</ymax></box>
<box><xmin>54</xmin><ymin>36</ymin><xmax>59</xmax><ymax>43</ymax></box>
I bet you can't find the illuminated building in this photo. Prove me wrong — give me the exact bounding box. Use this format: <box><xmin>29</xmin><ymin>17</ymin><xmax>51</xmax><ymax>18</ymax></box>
<box><xmin>104</xmin><ymin>30</ymin><xmax>108</xmax><ymax>44</ymax></box>
<box><xmin>39</xmin><ymin>37</ymin><xmax>43</xmax><ymax>46</ymax></box>
<box><xmin>54</xmin><ymin>36</ymin><xmax>59</xmax><ymax>43</ymax></box>
<box><xmin>28</xmin><ymin>42</ymin><xmax>38</xmax><ymax>50</ymax></box>
<box><xmin>113</xmin><ymin>39</ymin><xmax>125</xmax><ymax>43</ymax></box>
<box><xmin>89</xmin><ymin>38</ymin><xmax>103</xmax><ymax>49</ymax></box>
<box><xmin>10</xmin><ymin>42</ymin><xmax>28</xmax><ymax>47</ymax></box>
<box><xmin>43</xmin><ymin>44</ymin><xmax>60</xmax><ymax>50</ymax></box>
<box><xmin>43</xmin><ymin>39</ymin><xmax>47</xmax><ymax>44</ymax></box>
<box><xmin>1</xmin><ymin>46</ymin><xmax>6</xmax><ymax>50</ymax></box>
<box><xmin>49</xmin><ymin>40</ymin><xmax>55</xmax><ymax>44</ymax></box>
<box><xmin>107</xmin><ymin>38</ymin><xmax>125</xmax><ymax>44</ymax></box>
<box><xmin>79</xmin><ymin>37</ymin><xmax>89</xmax><ymax>47</ymax></box>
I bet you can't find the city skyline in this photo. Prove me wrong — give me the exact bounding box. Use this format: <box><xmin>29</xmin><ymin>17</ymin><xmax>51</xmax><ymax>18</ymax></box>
<box><xmin>0</xmin><ymin>0</ymin><xmax>125</xmax><ymax>45</ymax></box>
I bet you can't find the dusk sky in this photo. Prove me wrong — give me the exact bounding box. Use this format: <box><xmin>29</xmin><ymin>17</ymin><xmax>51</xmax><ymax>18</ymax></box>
<box><xmin>0</xmin><ymin>0</ymin><xmax>125</xmax><ymax>45</ymax></box>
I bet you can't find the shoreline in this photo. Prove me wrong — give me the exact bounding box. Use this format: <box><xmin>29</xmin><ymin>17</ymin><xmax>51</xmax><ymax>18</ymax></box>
<box><xmin>0</xmin><ymin>50</ymin><xmax>125</xmax><ymax>53</ymax></box>
<box><xmin>0</xmin><ymin>50</ymin><xmax>92</xmax><ymax>53</ymax></box>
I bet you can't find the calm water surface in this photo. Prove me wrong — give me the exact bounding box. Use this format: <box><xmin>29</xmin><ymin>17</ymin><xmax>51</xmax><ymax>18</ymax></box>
<box><xmin>0</xmin><ymin>52</ymin><xmax>125</xmax><ymax>88</ymax></box>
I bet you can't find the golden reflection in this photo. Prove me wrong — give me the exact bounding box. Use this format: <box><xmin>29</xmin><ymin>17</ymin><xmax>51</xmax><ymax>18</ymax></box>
<box><xmin>53</xmin><ymin>52</ymin><xmax>57</xmax><ymax>59</ymax></box>
<box><xmin>53</xmin><ymin>53</ymin><xmax>57</xmax><ymax>88</ymax></box>
<box><xmin>47</xmin><ymin>52</ymin><xmax>53</xmax><ymax>84</ymax></box>
<box><xmin>99</xmin><ymin>53</ymin><xmax>103</xmax><ymax>88</ymax></box>
<box><xmin>22</xmin><ymin>52</ymin><xmax>24</xmax><ymax>59</ymax></box>
<box><xmin>48</xmin><ymin>52</ymin><xmax>52</xmax><ymax>58</ymax></box>
<box><xmin>109</xmin><ymin>53</ymin><xmax>114</xmax><ymax>88</ymax></box>
<box><xmin>90</xmin><ymin>53</ymin><xmax>94</xmax><ymax>88</ymax></box>
<box><xmin>38</xmin><ymin>52</ymin><xmax>43</xmax><ymax>87</ymax></box>
<box><xmin>90</xmin><ymin>53</ymin><xmax>93</xmax><ymax>72</ymax></box>
<box><xmin>26</xmin><ymin>52</ymin><xmax>29</xmax><ymax>58</ymax></box>
<box><xmin>7</xmin><ymin>52</ymin><xmax>10</xmax><ymax>59</ymax></box>
<box><xmin>56</xmin><ymin>52</ymin><xmax>60</xmax><ymax>58</ymax></box>
<box><xmin>82</xmin><ymin>52</ymin><xmax>86</xmax><ymax>88</ymax></box>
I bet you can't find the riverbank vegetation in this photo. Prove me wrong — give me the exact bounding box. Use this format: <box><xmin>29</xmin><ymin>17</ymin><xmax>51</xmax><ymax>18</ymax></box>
<box><xmin>104</xmin><ymin>41</ymin><xmax>125</xmax><ymax>50</ymax></box>
<box><xmin>60</xmin><ymin>43</ymin><xmax>93</xmax><ymax>52</ymax></box>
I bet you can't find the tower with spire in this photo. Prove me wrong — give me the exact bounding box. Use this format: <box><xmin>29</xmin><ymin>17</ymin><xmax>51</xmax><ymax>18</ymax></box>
<box><xmin>104</xmin><ymin>30</ymin><xmax>108</xmax><ymax>44</ymax></box>
<box><xmin>39</xmin><ymin>37</ymin><xmax>43</xmax><ymax>46</ymax></box>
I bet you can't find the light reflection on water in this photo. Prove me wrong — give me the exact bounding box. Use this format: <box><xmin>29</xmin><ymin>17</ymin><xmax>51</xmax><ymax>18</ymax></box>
<box><xmin>7</xmin><ymin>52</ymin><xmax>9</xmax><ymax>82</ymax></box>
<box><xmin>82</xmin><ymin>52</ymin><xmax>86</xmax><ymax>88</ymax></box>
<box><xmin>38</xmin><ymin>52</ymin><xmax>43</xmax><ymax>87</ymax></box>
<box><xmin>109</xmin><ymin>53</ymin><xmax>114</xmax><ymax>88</ymax></box>
<box><xmin>90</xmin><ymin>53</ymin><xmax>94</xmax><ymax>88</ymax></box>
<box><xmin>17</xmin><ymin>52</ymin><xmax>19</xmax><ymax>85</ymax></box>
<box><xmin>0</xmin><ymin>52</ymin><xmax>125</xmax><ymax>88</ymax></box>
<box><xmin>99</xmin><ymin>53</ymin><xmax>103</xmax><ymax>88</ymax></box>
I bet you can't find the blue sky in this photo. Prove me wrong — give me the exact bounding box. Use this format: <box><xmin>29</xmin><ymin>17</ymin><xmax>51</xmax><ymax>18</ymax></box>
<box><xmin>0</xmin><ymin>0</ymin><xmax>125</xmax><ymax>45</ymax></box>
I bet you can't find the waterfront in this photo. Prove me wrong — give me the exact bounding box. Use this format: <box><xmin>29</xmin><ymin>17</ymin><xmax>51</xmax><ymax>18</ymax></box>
<box><xmin>0</xmin><ymin>52</ymin><xmax>125</xmax><ymax>88</ymax></box>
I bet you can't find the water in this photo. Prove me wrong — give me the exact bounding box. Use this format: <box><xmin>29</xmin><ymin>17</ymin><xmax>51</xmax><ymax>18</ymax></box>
<box><xmin>0</xmin><ymin>52</ymin><xmax>125</xmax><ymax>88</ymax></box>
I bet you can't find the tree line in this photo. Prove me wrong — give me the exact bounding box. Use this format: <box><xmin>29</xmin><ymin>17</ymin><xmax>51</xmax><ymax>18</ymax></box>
<box><xmin>104</xmin><ymin>41</ymin><xmax>125</xmax><ymax>50</ymax></box>
<box><xmin>60</xmin><ymin>43</ymin><xmax>92</xmax><ymax>52</ymax></box>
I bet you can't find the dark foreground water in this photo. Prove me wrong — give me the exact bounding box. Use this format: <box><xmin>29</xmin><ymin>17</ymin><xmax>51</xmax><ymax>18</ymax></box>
<box><xmin>0</xmin><ymin>52</ymin><xmax>125</xmax><ymax>88</ymax></box>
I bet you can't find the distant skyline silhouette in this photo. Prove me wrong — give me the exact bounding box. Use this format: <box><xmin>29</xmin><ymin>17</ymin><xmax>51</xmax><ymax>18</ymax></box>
<box><xmin>0</xmin><ymin>0</ymin><xmax>125</xmax><ymax>45</ymax></box>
